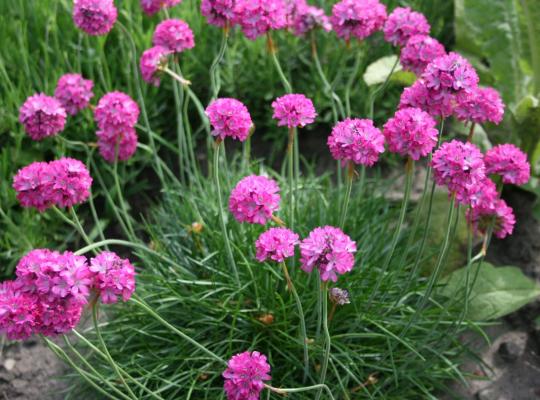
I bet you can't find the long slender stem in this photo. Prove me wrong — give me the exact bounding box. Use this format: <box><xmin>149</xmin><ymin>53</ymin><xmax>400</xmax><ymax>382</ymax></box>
<box><xmin>209</xmin><ymin>27</ymin><xmax>229</xmax><ymax>100</ymax></box>
<box><xmin>339</xmin><ymin>162</ymin><xmax>355</xmax><ymax>229</ymax></box>
<box><xmin>287</xmin><ymin>127</ymin><xmax>295</xmax><ymax>232</ymax></box>
<box><xmin>113</xmin><ymin>152</ymin><xmax>136</xmax><ymax>240</ymax></box>
<box><xmin>267</xmin><ymin>33</ymin><xmax>292</xmax><ymax>93</ymax></box>
<box><xmin>367</xmin><ymin>57</ymin><xmax>399</xmax><ymax>120</ymax></box>
<box><xmin>69</xmin><ymin>207</ymin><xmax>93</xmax><ymax>247</ymax></box>
<box><xmin>171</xmin><ymin>58</ymin><xmax>188</xmax><ymax>182</ymax></box>
<box><xmin>267</xmin><ymin>384</ymin><xmax>335</xmax><ymax>400</ymax></box>
<box><xmin>315</xmin><ymin>282</ymin><xmax>331</xmax><ymax>400</ymax></box>
<box><xmin>345</xmin><ymin>50</ymin><xmax>364</xmax><ymax>117</ymax></box>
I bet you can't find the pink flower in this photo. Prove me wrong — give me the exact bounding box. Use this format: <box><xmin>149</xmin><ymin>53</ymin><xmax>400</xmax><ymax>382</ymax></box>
<box><xmin>19</xmin><ymin>94</ymin><xmax>66</xmax><ymax>140</ymax></box>
<box><xmin>454</xmin><ymin>87</ymin><xmax>505</xmax><ymax>125</ymax></box>
<box><xmin>229</xmin><ymin>175</ymin><xmax>281</xmax><ymax>225</ymax></box>
<box><xmin>39</xmin><ymin>297</ymin><xmax>84</xmax><ymax>337</ymax></box>
<box><xmin>432</xmin><ymin>140</ymin><xmax>486</xmax><ymax>203</ymax></box>
<box><xmin>96</xmin><ymin>127</ymin><xmax>138</xmax><ymax>162</ymax></box>
<box><xmin>271</xmin><ymin>94</ymin><xmax>317</xmax><ymax>128</ymax></box>
<box><xmin>300</xmin><ymin>226</ymin><xmax>356</xmax><ymax>282</ymax></box>
<box><xmin>399</xmin><ymin>79</ymin><xmax>454</xmax><ymax>118</ymax></box>
<box><xmin>73</xmin><ymin>0</ymin><xmax>117</xmax><ymax>36</ymax></box>
<box><xmin>383</xmin><ymin>107</ymin><xmax>438</xmax><ymax>160</ymax></box>
<box><xmin>206</xmin><ymin>98</ymin><xmax>253</xmax><ymax>142</ymax></box>
<box><xmin>152</xmin><ymin>19</ymin><xmax>195</xmax><ymax>53</ymax></box>
<box><xmin>330</xmin><ymin>0</ymin><xmax>387</xmax><ymax>42</ymax></box>
<box><xmin>223</xmin><ymin>351</ymin><xmax>271</xmax><ymax>400</ymax></box>
<box><xmin>463</xmin><ymin>177</ymin><xmax>498</xmax><ymax>209</ymax></box>
<box><xmin>290</xmin><ymin>4</ymin><xmax>331</xmax><ymax>36</ymax></box>
<box><xmin>422</xmin><ymin>52</ymin><xmax>479</xmax><ymax>95</ymax></box>
<box><xmin>400</xmin><ymin>35</ymin><xmax>446</xmax><ymax>76</ymax></box>
<box><xmin>54</xmin><ymin>74</ymin><xmax>94</xmax><ymax>115</ymax></box>
<box><xmin>140</xmin><ymin>46</ymin><xmax>172</xmax><ymax>86</ymax></box>
<box><xmin>234</xmin><ymin>0</ymin><xmax>288</xmax><ymax>40</ymax></box>
<box><xmin>383</xmin><ymin>7</ymin><xmax>430</xmax><ymax>47</ymax></box>
<box><xmin>0</xmin><ymin>281</ymin><xmax>40</xmax><ymax>340</ymax></box>
<box><xmin>467</xmin><ymin>199</ymin><xmax>515</xmax><ymax>239</ymax></box>
<box><xmin>484</xmin><ymin>144</ymin><xmax>530</xmax><ymax>185</ymax></box>
<box><xmin>327</xmin><ymin>118</ymin><xmax>385</xmax><ymax>166</ymax></box>
<box><xmin>201</xmin><ymin>0</ymin><xmax>237</xmax><ymax>28</ymax></box>
<box><xmin>140</xmin><ymin>0</ymin><xmax>182</xmax><ymax>16</ymax></box>
<box><xmin>13</xmin><ymin>162</ymin><xmax>54</xmax><ymax>212</ymax></box>
<box><xmin>47</xmin><ymin>158</ymin><xmax>93</xmax><ymax>208</ymax></box>
<box><xmin>329</xmin><ymin>287</ymin><xmax>350</xmax><ymax>305</ymax></box>
<box><xmin>255</xmin><ymin>228</ymin><xmax>299</xmax><ymax>262</ymax></box>
<box><xmin>90</xmin><ymin>252</ymin><xmax>136</xmax><ymax>304</ymax></box>
<box><xmin>94</xmin><ymin>91</ymin><xmax>140</xmax><ymax>131</ymax></box>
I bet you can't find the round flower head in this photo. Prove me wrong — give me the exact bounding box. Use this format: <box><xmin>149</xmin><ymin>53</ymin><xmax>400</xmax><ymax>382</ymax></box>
<box><xmin>140</xmin><ymin>0</ymin><xmax>182</xmax><ymax>16</ymax></box>
<box><xmin>223</xmin><ymin>351</ymin><xmax>271</xmax><ymax>400</ymax></box>
<box><xmin>464</xmin><ymin>177</ymin><xmax>498</xmax><ymax>209</ymax></box>
<box><xmin>201</xmin><ymin>0</ymin><xmax>237</xmax><ymax>28</ymax></box>
<box><xmin>234</xmin><ymin>0</ymin><xmax>288</xmax><ymax>40</ymax></box>
<box><xmin>383</xmin><ymin>107</ymin><xmax>438</xmax><ymax>160</ymax></box>
<box><xmin>19</xmin><ymin>94</ymin><xmax>67</xmax><ymax>140</ymax></box>
<box><xmin>330</xmin><ymin>0</ymin><xmax>387</xmax><ymax>42</ymax></box>
<box><xmin>54</xmin><ymin>73</ymin><xmax>94</xmax><ymax>115</ymax></box>
<box><xmin>327</xmin><ymin>118</ymin><xmax>385</xmax><ymax>166</ymax></box>
<box><xmin>467</xmin><ymin>199</ymin><xmax>515</xmax><ymax>239</ymax></box>
<box><xmin>454</xmin><ymin>87</ymin><xmax>505</xmax><ymax>125</ymax></box>
<box><xmin>400</xmin><ymin>35</ymin><xmax>446</xmax><ymax>76</ymax></box>
<box><xmin>152</xmin><ymin>19</ymin><xmax>195</xmax><ymax>53</ymax></box>
<box><xmin>90</xmin><ymin>252</ymin><xmax>136</xmax><ymax>304</ymax></box>
<box><xmin>255</xmin><ymin>227</ymin><xmax>299</xmax><ymax>263</ymax></box>
<box><xmin>399</xmin><ymin>79</ymin><xmax>454</xmax><ymax>118</ymax></box>
<box><xmin>383</xmin><ymin>7</ymin><xmax>430</xmax><ymax>47</ymax></box>
<box><xmin>13</xmin><ymin>162</ymin><xmax>54</xmax><ymax>212</ymax></box>
<box><xmin>432</xmin><ymin>140</ymin><xmax>486</xmax><ymax>202</ymax></box>
<box><xmin>94</xmin><ymin>91</ymin><xmax>140</xmax><ymax>131</ymax></box>
<box><xmin>47</xmin><ymin>158</ymin><xmax>93</xmax><ymax>208</ymax></box>
<box><xmin>329</xmin><ymin>287</ymin><xmax>350</xmax><ymax>305</ymax></box>
<box><xmin>484</xmin><ymin>144</ymin><xmax>530</xmax><ymax>185</ymax></box>
<box><xmin>422</xmin><ymin>52</ymin><xmax>479</xmax><ymax>95</ymax></box>
<box><xmin>206</xmin><ymin>98</ymin><xmax>253</xmax><ymax>142</ymax></box>
<box><xmin>73</xmin><ymin>0</ymin><xmax>117</xmax><ymax>36</ymax></box>
<box><xmin>0</xmin><ymin>281</ymin><xmax>40</xmax><ymax>340</ymax></box>
<box><xmin>39</xmin><ymin>297</ymin><xmax>84</xmax><ymax>337</ymax></box>
<box><xmin>300</xmin><ymin>226</ymin><xmax>356</xmax><ymax>282</ymax></box>
<box><xmin>271</xmin><ymin>93</ymin><xmax>317</xmax><ymax>128</ymax></box>
<box><xmin>140</xmin><ymin>46</ymin><xmax>172</xmax><ymax>86</ymax></box>
<box><xmin>291</xmin><ymin>4</ymin><xmax>331</xmax><ymax>36</ymax></box>
<box><xmin>229</xmin><ymin>175</ymin><xmax>281</xmax><ymax>225</ymax></box>
<box><xmin>96</xmin><ymin>126</ymin><xmax>138</xmax><ymax>162</ymax></box>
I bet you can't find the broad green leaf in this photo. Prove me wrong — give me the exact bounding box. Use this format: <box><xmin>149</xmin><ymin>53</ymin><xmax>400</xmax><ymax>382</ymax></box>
<box><xmin>363</xmin><ymin>55</ymin><xmax>402</xmax><ymax>86</ymax></box>
<box><xmin>440</xmin><ymin>262</ymin><xmax>540</xmax><ymax>321</ymax></box>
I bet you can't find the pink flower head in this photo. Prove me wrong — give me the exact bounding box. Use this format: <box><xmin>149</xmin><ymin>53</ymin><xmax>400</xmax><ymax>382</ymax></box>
<box><xmin>96</xmin><ymin>127</ymin><xmax>138</xmax><ymax>162</ymax></box>
<box><xmin>140</xmin><ymin>46</ymin><xmax>172</xmax><ymax>86</ymax></box>
<box><xmin>467</xmin><ymin>199</ymin><xmax>515</xmax><ymax>239</ymax></box>
<box><xmin>383</xmin><ymin>7</ymin><xmax>430</xmax><ymax>47</ymax></box>
<box><xmin>73</xmin><ymin>0</ymin><xmax>117</xmax><ymax>36</ymax></box>
<box><xmin>140</xmin><ymin>0</ymin><xmax>182</xmax><ymax>16</ymax></box>
<box><xmin>223</xmin><ymin>351</ymin><xmax>271</xmax><ymax>400</ymax></box>
<box><xmin>383</xmin><ymin>107</ymin><xmax>438</xmax><ymax>160</ymax></box>
<box><xmin>0</xmin><ymin>281</ymin><xmax>40</xmax><ymax>340</ymax></box>
<box><xmin>94</xmin><ymin>91</ymin><xmax>140</xmax><ymax>131</ymax></box>
<box><xmin>234</xmin><ymin>0</ymin><xmax>288</xmax><ymax>40</ymax></box>
<box><xmin>330</xmin><ymin>0</ymin><xmax>387</xmax><ymax>42</ymax></box>
<box><xmin>206</xmin><ymin>98</ymin><xmax>253</xmax><ymax>142</ymax></box>
<box><xmin>454</xmin><ymin>87</ymin><xmax>505</xmax><ymax>125</ymax></box>
<box><xmin>291</xmin><ymin>4</ymin><xmax>331</xmax><ymax>36</ymax></box>
<box><xmin>54</xmin><ymin>73</ymin><xmax>94</xmax><ymax>115</ymax></box>
<box><xmin>422</xmin><ymin>52</ymin><xmax>479</xmax><ymax>95</ymax></box>
<box><xmin>400</xmin><ymin>35</ymin><xmax>446</xmax><ymax>76</ymax></box>
<box><xmin>47</xmin><ymin>158</ymin><xmax>93</xmax><ymax>208</ymax></box>
<box><xmin>327</xmin><ymin>118</ymin><xmax>385</xmax><ymax>166</ymax></box>
<box><xmin>271</xmin><ymin>93</ymin><xmax>317</xmax><ymax>128</ymax></box>
<box><xmin>229</xmin><ymin>175</ymin><xmax>281</xmax><ymax>225</ymax></box>
<box><xmin>484</xmin><ymin>144</ymin><xmax>530</xmax><ymax>185</ymax></box>
<box><xmin>39</xmin><ymin>297</ymin><xmax>84</xmax><ymax>337</ymax></box>
<box><xmin>432</xmin><ymin>140</ymin><xmax>486</xmax><ymax>203</ymax></box>
<box><xmin>463</xmin><ymin>177</ymin><xmax>498</xmax><ymax>209</ymax></box>
<box><xmin>152</xmin><ymin>19</ymin><xmax>195</xmax><ymax>53</ymax></box>
<box><xmin>201</xmin><ymin>0</ymin><xmax>237</xmax><ymax>28</ymax></box>
<box><xmin>300</xmin><ymin>226</ymin><xmax>356</xmax><ymax>282</ymax></box>
<box><xmin>255</xmin><ymin>227</ymin><xmax>299</xmax><ymax>262</ymax></box>
<box><xmin>399</xmin><ymin>79</ymin><xmax>454</xmax><ymax>118</ymax></box>
<box><xmin>90</xmin><ymin>252</ymin><xmax>136</xmax><ymax>304</ymax></box>
<box><xmin>329</xmin><ymin>287</ymin><xmax>350</xmax><ymax>305</ymax></box>
<box><xmin>13</xmin><ymin>162</ymin><xmax>54</xmax><ymax>212</ymax></box>
<box><xmin>19</xmin><ymin>94</ymin><xmax>67</xmax><ymax>140</ymax></box>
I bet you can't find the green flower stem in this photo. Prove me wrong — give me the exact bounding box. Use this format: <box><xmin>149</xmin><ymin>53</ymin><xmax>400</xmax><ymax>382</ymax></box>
<box><xmin>69</xmin><ymin>207</ymin><xmax>94</xmax><ymax>246</ymax></box>
<box><xmin>210</xmin><ymin>26</ymin><xmax>229</xmax><ymax>100</ymax></box>
<box><xmin>267</xmin><ymin>33</ymin><xmax>293</xmax><ymax>93</ymax></box>
<box><xmin>280</xmin><ymin>262</ymin><xmax>310</xmax><ymax>382</ymax></box>
<box><xmin>114</xmin><ymin>150</ymin><xmax>136</xmax><ymax>240</ymax></box>
<box><xmin>131</xmin><ymin>294</ymin><xmax>226</xmax><ymax>365</ymax></box>
<box><xmin>288</xmin><ymin>127</ymin><xmax>296</xmax><ymax>232</ymax></box>
<box><xmin>162</xmin><ymin>67</ymin><xmax>191</xmax><ymax>86</ymax></box>
<box><xmin>367</xmin><ymin>57</ymin><xmax>399</xmax><ymax>120</ymax></box>
<box><xmin>171</xmin><ymin>58</ymin><xmax>188</xmax><ymax>183</ymax></box>
<box><xmin>345</xmin><ymin>49</ymin><xmax>364</xmax><ymax>117</ymax></box>
<box><xmin>315</xmin><ymin>282</ymin><xmax>331</xmax><ymax>400</ymax></box>
<box><xmin>467</xmin><ymin>122</ymin><xmax>476</xmax><ymax>142</ymax></box>
<box><xmin>339</xmin><ymin>161</ymin><xmax>355</xmax><ymax>229</ymax></box>
<box><xmin>266</xmin><ymin>383</ymin><xmax>335</xmax><ymax>400</ymax></box>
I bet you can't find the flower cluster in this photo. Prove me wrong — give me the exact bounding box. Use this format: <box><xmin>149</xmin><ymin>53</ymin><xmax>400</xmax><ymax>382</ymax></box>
<box><xmin>19</xmin><ymin>94</ymin><xmax>67</xmax><ymax>140</ymax></box>
<box><xmin>73</xmin><ymin>0</ymin><xmax>117</xmax><ymax>36</ymax></box>
<box><xmin>467</xmin><ymin>198</ymin><xmax>515</xmax><ymax>239</ymax></box>
<box><xmin>140</xmin><ymin>46</ymin><xmax>172</xmax><ymax>86</ymax></box>
<box><xmin>329</xmin><ymin>287</ymin><xmax>350</xmax><ymax>305</ymax></box>
<box><xmin>234</xmin><ymin>0</ymin><xmax>288</xmax><ymax>40</ymax></box>
<box><xmin>255</xmin><ymin>228</ymin><xmax>299</xmax><ymax>263</ymax></box>
<box><xmin>140</xmin><ymin>0</ymin><xmax>182</xmax><ymax>16</ymax></box>
<box><xmin>54</xmin><ymin>74</ymin><xmax>94</xmax><ymax>115</ymax></box>
<box><xmin>484</xmin><ymin>144</ymin><xmax>530</xmax><ymax>185</ymax></box>
<box><xmin>454</xmin><ymin>87</ymin><xmax>505</xmax><ymax>125</ymax></box>
<box><xmin>383</xmin><ymin>107</ymin><xmax>438</xmax><ymax>160</ymax></box>
<box><xmin>229</xmin><ymin>175</ymin><xmax>281</xmax><ymax>225</ymax></box>
<box><xmin>201</xmin><ymin>0</ymin><xmax>236</xmax><ymax>28</ymax></box>
<box><xmin>399</xmin><ymin>79</ymin><xmax>454</xmax><ymax>118</ymax></box>
<box><xmin>330</xmin><ymin>0</ymin><xmax>387</xmax><ymax>42</ymax></box>
<box><xmin>400</xmin><ymin>35</ymin><xmax>446</xmax><ymax>76</ymax></box>
<box><xmin>13</xmin><ymin>158</ymin><xmax>92</xmax><ymax>211</ymax></box>
<box><xmin>206</xmin><ymin>98</ymin><xmax>253</xmax><ymax>142</ymax></box>
<box><xmin>223</xmin><ymin>351</ymin><xmax>271</xmax><ymax>400</ymax></box>
<box><xmin>90</xmin><ymin>252</ymin><xmax>136</xmax><ymax>304</ymax></box>
<box><xmin>290</xmin><ymin>3</ymin><xmax>331</xmax><ymax>36</ymax></box>
<box><xmin>300</xmin><ymin>226</ymin><xmax>356</xmax><ymax>282</ymax></box>
<box><xmin>327</xmin><ymin>118</ymin><xmax>385</xmax><ymax>166</ymax></box>
<box><xmin>422</xmin><ymin>52</ymin><xmax>479</xmax><ymax>95</ymax></box>
<box><xmin>152</xmin><ymin>19</ymin><xmax>195</xmax><ymax>53</ymax></box>
<box><xmin>271</xmin><ymin>93</ymin><xmax>317</xmax><ymax>128</ymax></box>
<box><xmin>383</xmin><ymin>7</ymin><xmax>430</xmax><ymax>47</ymax></box>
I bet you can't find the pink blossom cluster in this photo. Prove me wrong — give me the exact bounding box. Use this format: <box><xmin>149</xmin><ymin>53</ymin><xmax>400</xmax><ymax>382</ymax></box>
<box><xmin>223</xmin><ymin>351</ymin><xmax>271</xmax><ymax>400</ymax></box>
<box><xmin>454</xmin><ymin>87</ymin><xmax>505</xmax><ymax>125</ymax></box>
<box><xmin>400</xmin><ymin>35</ymin><xmax>446</xmax><ymax>76</ymax></box>
<box><xmin>329</xmin><ymin>287</ymin><xmax>350</xmax><ymax>305</ymax></box>
<box><xmin>467</xmin><ymin>198</ymin><xmax>516</xmax><ymax>239</ymax></box>
<box><xmin>255</xmin><ymin>227</ymin><xmax>299</xmax><ymax>263</ymax></box>
<box><xmin>327</xmin><ymin>118</ymin><xmax>385</xmax><ymax>166</ymax></box>
<box><xmin>140</xmin><ymin>46</ymin><xmax>172</xmax><ymax>86</ymax></box>
<box><xmin>54</xmin><ymin>74</ymin><xmax>94</xmax><ymax>115</ymax></box>
<box><xmin>271</xmin><ymin>93</ymin><xmax>317</xmax><ymax>128</ymax></box>
<box><xmin>206</xmin><ymin>98</ymin><xmax>253</xmax><ymax>142</ymax></box>
<box><xmin>152</xmin><ymin>19</ymin><xmax>195</xmax><ymax>53</ymax></box>
<box><xmin>383</xmin><ymin>107</ymin><xmax>438</xmax><ymax>160</ymax></box>
<box><xmin>234</xmin><ymin>0</ymin><xmax>288</xmax><ymax>40</ymax></box>
<box><xmin>19</xmin><ymin>94</ymin><xmax>67</xmax><ymax>140</ymax></box>
<box><xmin>383</xmin><ymin>7</ymin><xmax>430</xmax><ymax>47</ymax></box>
<box><xmin>229</xmin><ymin>175</ymin><xmax>281</xmax><ymax>225</ymax></box>
<box><xmin>13</xmin><ymin>158</ymin><xmax>92</xmax><ymax>211</ymax></box>
<box><xmin>330</xmin><ymin>0</ymin><xmax>387</xmax><ymax>42</ymax></box>
<box><xmin>201</xmin><ymin>0</ymin><xmax>237</xmax><ymax>28</ymax></box>
<box><xmin>140</xmin><ymin>0</ymin><xmax>182</xmax><ymax>16</ymax></box>
<box><xmin>485</xmin><ymin>144</ymin><xmax>530</xmax><ymax>185</ymax></box>
<box><xmin>90</xmin><ymin>252</ymin><xmax>136</xmax><ymax>304</ymax></box>
<box><xmin>94</xmin><ymin>91</ymin><xmax>140</xmax><ymax>162</ymax></box>
<box><xmin>422</xmin><ymin>52</ymin><xmax>479</xmax><ymax>95</ymax></box>
<box><xmin>289</xmin><ymin>2</ymin><xmax>331</xmax><ymax>36</ymax></box>
<box><xmin>399</xmin><ymin>79</ymin><xmax>454</xmax><ymax>118</ymax></box>
<box><xmin>300</xmin><ymin>226</ymin><xmax>356</xmax><ymax>282</ymax></box>
<box><xmin>73</xmin><ymin>0</ymin><xmax>118</xmax><ymax>36</ymax></box>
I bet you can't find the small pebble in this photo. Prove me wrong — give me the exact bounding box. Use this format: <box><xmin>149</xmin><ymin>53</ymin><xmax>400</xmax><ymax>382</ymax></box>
<box><xmin>3</xmin><ymin>358</ymin><xmax>16</xmax><ymax>371</ymax></box>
